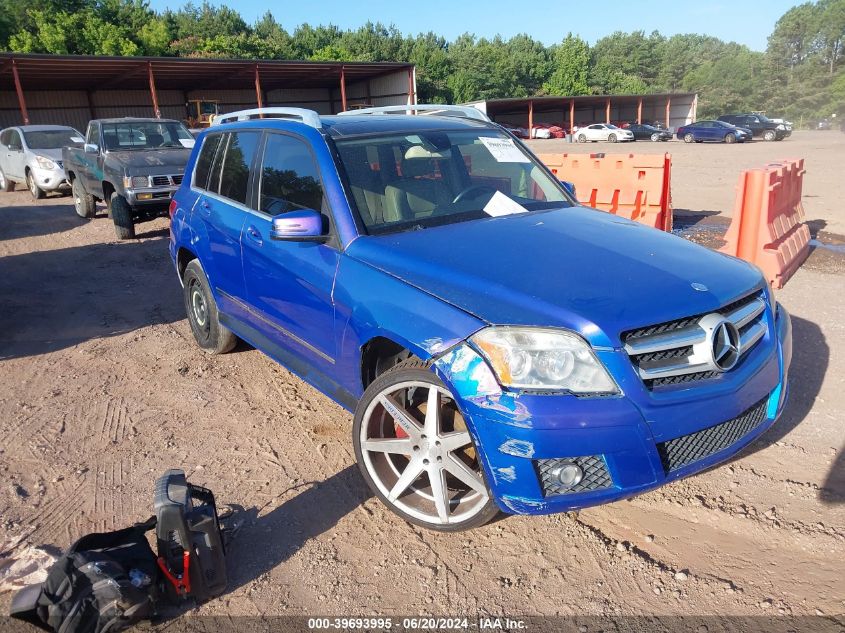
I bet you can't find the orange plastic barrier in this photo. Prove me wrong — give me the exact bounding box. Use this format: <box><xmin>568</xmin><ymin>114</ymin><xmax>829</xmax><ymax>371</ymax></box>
<box><xmin>538</xmin><ymin>153</ymin><xmax>673</xmax><ymax>232</ymax></box>
<box><xmin>719</xmin><ymin>159</ymin><xmax>810</xmax><ymax>289</ymax></box>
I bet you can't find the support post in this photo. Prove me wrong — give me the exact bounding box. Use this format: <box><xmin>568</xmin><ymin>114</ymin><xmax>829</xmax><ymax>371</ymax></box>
<box><xmin>147</xmin><ymin>62</ymin><xmax>161</xmax><ymax>119</ymax></box>
<box><xmin>339</xmin><ymin>66</ymin><xmax>347</xmax><ymax>112</ymax></box>
<box><xmin>528</xmin><ymin>100</ymin><xmax>534</xmax><ymax>139</ymax></box>
<box><xmin>665</xmin><ymin>97</ymin><xmax>671</xmax><ymax>129</ymax></box>
<box><xmin>254</xmin><ymin>64</ymin><xmax>264</xmax><ymax>111</ymax></box>
<box><xmin>605</xmin><ymin>98</ymin><xmax>611</xmax><ymax>124</ymax></box>
<box><xmin>11</xmin><ymin>59</ymin><xmax>30</xmax><ymax>125</ymax></box>
<box><xmin>569</xmin><ymin>99</ymin><xmax>575</xmax><ymax>138</ymax></box>
<box><xmin>637</xmin><ymin>97</ymin><xmax>643</xmax><ymax>124</ymax></box>
<box><xmin>407</xmin><ymin>68</ymin><xmax>414</xmax><ymax>105</ymax></box>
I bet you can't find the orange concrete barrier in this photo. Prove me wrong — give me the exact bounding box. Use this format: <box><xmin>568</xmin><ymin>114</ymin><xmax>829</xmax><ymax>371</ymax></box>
<box><xmin>720</xmin><ymin>159</ymin><xmax>810</xmax><ymax>289</ymax></box>
<box><xmin>538</xmin><ymin>153</ymin><xmax>673</xmax><ymax>232</ymax></box>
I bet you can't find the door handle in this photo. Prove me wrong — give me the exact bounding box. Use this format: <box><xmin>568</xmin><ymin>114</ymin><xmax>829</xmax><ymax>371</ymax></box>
<box><xmin>245</xmin><ymin>225</ymin><xmax>263</xmax><ymax>246</ymax></box>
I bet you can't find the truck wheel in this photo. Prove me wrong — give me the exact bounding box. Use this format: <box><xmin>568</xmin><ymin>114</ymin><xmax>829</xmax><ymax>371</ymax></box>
<box><xmin>26</xmin><ymin>170</ymin><xmax>46</xmax><ymax>200</ymax></box>
<box><xmin>182</xmin><ymin>260</ymin><xmax>237</xmax><ymax>355</ymax></box>
<box><xmin>724</xmin><ymin>133</ymin><xmax>736</xmax><ymax>144</ymax></box>
<box><xmin>353</xmin><ymin>359</ymin><xmax>499</xmax><ymax>532</ymax></box>
<box><xmin>0</xmin><ymin>167</ymin><xmax>13</xmax><ymax>192</ymax></box>
<box><xmin>73</xmin><ymin>179</ymin><xmax>95</xmax><ymax>218</ymax></box>
<box><xmin>110</xmin><ymin>193</ymin><xmax>135</xmax><ymax>240</ymax></box>
<box><xmin>763</xmin><ymin>130</ymin><xmax>776</xmax><ymax>142</ymax></box>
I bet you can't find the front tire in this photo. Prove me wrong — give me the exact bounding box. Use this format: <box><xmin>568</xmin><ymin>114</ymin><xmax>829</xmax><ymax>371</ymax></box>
<box><xmin>683</xmin><ymin>133</ymin><xmax>694</xmax><ymax>143</ymax></box>
<box><xmin>354</xmin><ymin>359</ymin><xmax>499</xmax><ymax>532</ymax></box>
<box><xmin>72</xmin><ymin>179</ymin><xmax>95</xmax><ymax>218</ymax></box>
<box><xmin>725</xmin><ymin>133</ymin><xmax>736</xmax><ymax>144</ymax></box>
<box><xmin>26</xmin><ymin>170</ymin><xmax>45</xmax><ymax>200</ymax></box>
<box><xmin>182</xmin><ymin>260</ymin><xmax>237</xmax><ymax>355</ymax></box>
<box><xmin>608</xmin><ymin>133</ymin><xmax>617</xmax><ymax>143</ymax></box>
<box><xmin>109</xmin><ymin>193</ymin><xmax>135</xmax><ymax>240</ymax></box>
<box><xmin>651</xmin><ymin>133</ymin><xmax>661</xmax><ymax>142</ymax></box>
<box><xmin>763</xmin><ymin>130</ymin><xmax>776</xmax><ymax>142</ymax></box>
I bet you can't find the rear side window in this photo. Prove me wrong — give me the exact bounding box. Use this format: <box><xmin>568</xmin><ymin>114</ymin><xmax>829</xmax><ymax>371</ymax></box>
<box><xmin>218</xmin><ymin>131</ymin><xmax>260</xmax><ymax>205</ymax></box>
<box><xmin>258</xmin><ymin>133</ymin><xmax>325</xmax><ymax>214</ymax></box>
<box><xmin>193</xmin><ymin>134</ymin><xmax>223</xmax><ymax>190</ymax></box>
<box><xmin>0</xmin><ymin>130</ymin><xmax>8</xmax><ymax>146</ymax></box>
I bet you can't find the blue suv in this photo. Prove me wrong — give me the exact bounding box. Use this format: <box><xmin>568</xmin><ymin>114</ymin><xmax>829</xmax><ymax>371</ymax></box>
<box><xmin>169</xmin><ymin>105</ymin><xmax>792</xmax><ymax>531</ymax></box>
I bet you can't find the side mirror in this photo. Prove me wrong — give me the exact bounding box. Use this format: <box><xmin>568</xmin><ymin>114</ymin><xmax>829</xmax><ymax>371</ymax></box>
<box><xmin>84</xmin><ymin>143</ymin><xmax>99</xmax><ymax>154</ymax></box>
<box><xmin>560</xmin><ymin>180</ymin><xmax>576</xmax><ymax>198</ymax></box>
<box><xmin>270</xmin><ymin>209</ymin><xmax>327</xmax><ymax>242</ymax></box>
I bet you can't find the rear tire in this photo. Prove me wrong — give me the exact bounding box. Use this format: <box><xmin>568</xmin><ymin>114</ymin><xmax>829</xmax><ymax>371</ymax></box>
<box><xmin>763</xmin><ymin>130</ymin><xmax>776</xmax><ymax>142</ymax></box>
<box><xmin>182</xmin><ymin>260</ymin><xmax>237</xmax><ymax>355</ymax></box>
<box><xmin>72</xmin><ymin>179</ymin><xmax>95</xmax><ymax>218</ymax></box>
<box><xmin>0</xmin><ymin>167</ymin><xmax>14</xmax><ymax>192</ymax></box>
<box><xmin>683</xmin><ymin>133</ymin><xmax>694</xmax><ymax>143</ymax></box>
<box><xmin>725</xmin><ymin>133</ymin><xmax>736</xmax><ymax>144</ymax></box>
<box><xmin>110</xmin><ymin>193</ymin><xmax>135</xmax><ymax>240</ymax></box>
<box><xmin>577</xmin><ymin>134</ymin><xmax>587</xmax><ymax>143</ymax></box>
<box><xmin>26</xmin><ymin>170</ymin><xmax>45</xmax><ymax>200</ymax></box>
<box><xmin>353</xmin><ymin>359</ymin><xmax>499</xmax><ymax>532</ymax></box>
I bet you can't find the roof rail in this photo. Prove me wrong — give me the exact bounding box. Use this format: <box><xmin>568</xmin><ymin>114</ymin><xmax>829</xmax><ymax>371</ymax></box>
<box><xmin>337</xmin><ymin>104</ymin><xmax>491</xmax><ymax>123</ymax></box>
<box><xmin>211</xmin><ymin>107</ymin><xmax>322</xmax><ymax>129</ymax></box>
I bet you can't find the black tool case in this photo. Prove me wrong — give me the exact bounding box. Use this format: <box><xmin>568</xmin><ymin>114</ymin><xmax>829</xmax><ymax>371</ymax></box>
<box><xmin>153</xmin><ymin>469</ymin><xmax>227</xmax><ymax>603</ymax></box>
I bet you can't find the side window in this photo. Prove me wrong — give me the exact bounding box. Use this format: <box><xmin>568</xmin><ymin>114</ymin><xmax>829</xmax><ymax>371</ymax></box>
<box><xmin>193</xmin><ymin>134</ymin><xmax>223</xmax><ymax>190</ymax></box>
<box><xmin>85</xmin><ymin>123</ymin><xmax>98</xmax><ymax>146</ymax></box>
<box><xmin>258</xmin><ymin>133</ymin><xmax>325</xmax><ymax>215</ymax></box>
<box><xmin>8</xmin><ymin>130</ymin><xmax>22</xmax><ymax>150</ymax></box>
<box><xmin>0</xmin><ymin>130</ymin><xmax>8</xmax><ymax>147</ymax></box>
<box><xmin>218</xmin><ymin>131</ymin><xmax>260</xmax><ymax>205</ymax></box>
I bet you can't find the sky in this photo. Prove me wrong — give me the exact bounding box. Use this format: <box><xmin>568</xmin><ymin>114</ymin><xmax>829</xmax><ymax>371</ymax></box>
<box><xmin>148</xmin><ymin>0</ymin><xmax>802</xmax><ymax>51</ymax></box>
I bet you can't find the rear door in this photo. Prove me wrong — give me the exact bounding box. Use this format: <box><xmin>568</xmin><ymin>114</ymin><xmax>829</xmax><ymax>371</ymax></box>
<box><xmin>240</xmin><ymin>130</ymin><xmax>340</xmax><ymax>371</ymax></box>
<box><xmin>193</xmin><ymin>130</ymin><xmax>260</xmax><ymax>315</ymax></box>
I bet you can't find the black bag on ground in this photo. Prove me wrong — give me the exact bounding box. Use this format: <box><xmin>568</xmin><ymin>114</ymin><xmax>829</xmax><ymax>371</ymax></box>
<box><xmin>9</xmin><ymin>518</ymin><xmax>159</xmax><ymax>633</ymax></box>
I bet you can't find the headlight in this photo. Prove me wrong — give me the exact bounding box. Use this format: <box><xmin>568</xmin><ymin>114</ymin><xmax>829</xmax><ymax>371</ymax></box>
<box><xmin>777</xmin><ymin>124</ymin><xmax>785</xmax><ymax>130</ymax></box>
<box><xmin>123</xmin><ymin>175</ymin><xmax>149</xmax><ymax>189</ymax></box>
<box><xmin>470</xmin><ymin>327</ymin><xmax>619</xmax><ymax>394</ymax></box>
<box><xmin>35</xmin><ymin>155</ymin><xmax>56</xmax><ymax>170</ymax></box>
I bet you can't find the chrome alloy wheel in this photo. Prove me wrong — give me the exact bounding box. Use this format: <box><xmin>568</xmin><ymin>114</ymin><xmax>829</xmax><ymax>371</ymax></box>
<box><xmin>359</xmin><ymin>380</ymin><xmax>490</xmax><ymax>526</ymax></box>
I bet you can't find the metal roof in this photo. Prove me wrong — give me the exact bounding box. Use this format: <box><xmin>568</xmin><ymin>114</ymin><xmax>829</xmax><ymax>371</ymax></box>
<box><xmin>472</xmin><ymin>93</ymin><xmax>697</xmax><ymax>113</ymax></box>
<box><xmin>0</xmin><ymin>53</ymin><xmax>414</xmax><ymax>92</ymax></box>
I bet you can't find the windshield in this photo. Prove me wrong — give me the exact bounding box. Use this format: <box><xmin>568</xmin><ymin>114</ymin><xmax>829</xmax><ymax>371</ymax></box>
<box><xmin>606</xmin><ymin>124</ymin><xmax>619</xmax><ymax>129</ymax></box>
<box><xmin>23</xmin><ymin>129</ymin><xmax>83</xmax><ymax>150</ymax></box>
<box><xmin>334</xmin><ymin>129</ymin><xmax>573</xmax><ymax>235</ymax></box>
<box><xmin>101</xmin><ymin>121</ymin><xmax>194</xmax><ymax>150</ymax></box>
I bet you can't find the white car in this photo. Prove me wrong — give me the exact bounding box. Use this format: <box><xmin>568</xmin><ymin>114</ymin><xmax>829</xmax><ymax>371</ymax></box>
<box><xmin>575</xmin><ymin>124</ymin><xmax>634</xmax><ymax>143</ymax></box>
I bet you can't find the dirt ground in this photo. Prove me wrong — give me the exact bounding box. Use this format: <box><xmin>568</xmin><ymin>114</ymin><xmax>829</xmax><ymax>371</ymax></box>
<box><xmin>0</xmin><ymin>130</ymin><xmax>843</xmax><ymax>630</ymax></box>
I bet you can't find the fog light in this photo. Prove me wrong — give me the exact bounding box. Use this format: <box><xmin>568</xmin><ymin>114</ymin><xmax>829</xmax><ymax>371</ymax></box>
<box><xmin>137</xmin><ymin>193</ymin><xmax>153</xmax><ymax>200</ymax></box>
<box><xmin>550</xmin><ymin>462</ymin><xmax>583</xmax><ymax>489</ymax></box>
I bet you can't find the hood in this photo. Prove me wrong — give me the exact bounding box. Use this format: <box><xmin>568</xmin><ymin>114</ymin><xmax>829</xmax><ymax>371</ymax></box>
<box><xmin>347</xmin><ymin>207</ymin><xmax>763</xmax><ymax>349</ymax></box>
<box><xmin>107</xmin><ymin>148</ymin><xmax>191</xmax><ymax>173</ymax></box>
<box><xmin>30</xmin><ymin>148</ymin><xmax>65</xmax><ymax>163</ymax></box>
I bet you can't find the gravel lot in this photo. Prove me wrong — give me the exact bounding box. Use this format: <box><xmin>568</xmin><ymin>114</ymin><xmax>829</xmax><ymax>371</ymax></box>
<box><xmin>0</xmin><ymin>130</ymin><xmax>843</xmax><ymax>629</ymax></box>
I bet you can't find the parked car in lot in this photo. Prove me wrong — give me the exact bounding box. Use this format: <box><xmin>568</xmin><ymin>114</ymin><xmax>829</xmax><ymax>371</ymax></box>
<box><xmin>64</xmin><ymin>118</ymin><xmax>194</xmax><ymax>239</ymax></box>
<box><xmin>0</xmin><ymin>125</ymin><xmax>83</xmax><ymax>199</ymax></box>
<box><xmin>169</xmin><ymin>104</ymin><xmax>792</xmax><ymax>531</ymax></box>
<box><xmin>576</xmin><ymin>124</ymin><xmax>634</xmax><ymax>143</ymax></box>
<box><xmin>677</xmin><ymin>120</ymin><xmax>751</xmax><ymax>143</ymax></box>
<box><xmin>768</xmin><ymin>117</ymin><xmax>793</xmax><ymax>137</ymax></box>
<box><xmin>718</xmin><ymin>114</ymin><xmax>786</xmax><ymax>141</ymax></box>
<box><xmin>626</xmin><ymin>123</ymin><xmax>673</xmax><ymax>142</ymax></box>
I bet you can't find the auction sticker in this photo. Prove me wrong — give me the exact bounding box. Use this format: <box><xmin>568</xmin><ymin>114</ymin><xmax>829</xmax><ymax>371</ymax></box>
<box><xmin>479</xmin><ymin>137</ymin><xmax>530</xmax><ymax>163</ymax></box>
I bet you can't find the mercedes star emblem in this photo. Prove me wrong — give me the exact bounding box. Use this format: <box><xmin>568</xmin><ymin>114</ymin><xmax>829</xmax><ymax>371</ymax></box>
<box><xmin>711</xmin><ymin>320</ymin><xmax>741</xmax><ymax>371</ymax></box>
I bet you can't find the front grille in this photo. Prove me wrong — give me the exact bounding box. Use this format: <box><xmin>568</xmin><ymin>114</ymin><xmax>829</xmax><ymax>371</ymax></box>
<box><xmin>151</xmin><ymin>175</ymin><xmax>171</xmax><ymax>187</ymax></box>
<box><xmin>656</xmin><ymin>397</ymin><xmax>768</xmax><ymax>473</ymax></box>
<box><xmin>622</xmin><ymin>291</ymin><xmax>768</xmax><ymax>390</ymax></box>
<box><xmin>172</xmin><ymin>174</ymin><xmax>183</xmax><ymax>185</ymax></box>
<box><xmin>535</xmin><ymin>455</ymin><xmax>613</xmax><ymax>496</ymax></box>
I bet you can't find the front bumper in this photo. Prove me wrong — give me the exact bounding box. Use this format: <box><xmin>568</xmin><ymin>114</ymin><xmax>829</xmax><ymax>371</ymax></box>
<box><xmin>30</xmin><ymin>165</ymin><xmax>70</xmax><ymax>192</ymax></box>
<box><xmin>433</xmin><ymin>303</ymin><xmax>792</xmax><ymax>515</ymax></box>
<box><xmin>125</xmin><ymin>186</ymin><xmax>178</xmax><ymax>206</ymax></box>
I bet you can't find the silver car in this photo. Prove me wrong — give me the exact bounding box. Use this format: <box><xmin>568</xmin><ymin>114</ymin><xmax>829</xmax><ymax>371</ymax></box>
<box><xmin>0</xmin><ymin>125</ymin><xmax>84</xmax><ymax>199</ymax></box>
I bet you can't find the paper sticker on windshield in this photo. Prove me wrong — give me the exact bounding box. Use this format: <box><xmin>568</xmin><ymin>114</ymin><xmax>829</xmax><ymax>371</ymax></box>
<box><xmin>479</xmin><ymin>137</ymin><xmax>530</xmax><ymax>163</ymax></box>
<box><xmin>70</xmin><ymin>136</ymin><xmax>84</xmax><ymax>143</ymax></box>
<box><xmin>483</xmin><ymin>190</ymin><xmax>529</xmax><ymax>217</ymax></box>
<box><xmin>179</xmin><ymin>139</ymin><xmax>196</xmax><ymax>148</ymax></box>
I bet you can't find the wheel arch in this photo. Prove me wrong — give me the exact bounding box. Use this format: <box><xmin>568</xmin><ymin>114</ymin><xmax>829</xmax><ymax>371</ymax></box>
<box><xmin>360</xmin><ymin>336</ymin><xmax>417</xmax><ymax>389</ymax></box>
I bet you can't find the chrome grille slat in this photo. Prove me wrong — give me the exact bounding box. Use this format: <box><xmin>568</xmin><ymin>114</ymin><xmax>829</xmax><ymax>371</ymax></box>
<box><xmin>622</xmin><ymin>292</ymin><xmax>768</xmax><ymax>390</ymax></box>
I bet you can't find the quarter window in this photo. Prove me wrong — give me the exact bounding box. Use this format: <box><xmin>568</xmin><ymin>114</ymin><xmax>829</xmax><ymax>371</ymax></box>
<box><xmin>7</xmin><ymin>130</ymin><xmax>22</xmax><ymax>150</ymax></box>
<box><xmin>218</xmin><ymin>131</ymin><xmax>260</xmax><ymax>205</ymax></box>
<box><xmin>193</xmin><ymin>134</ymin><xmax>223</xmax><ymax>190</ymax></box>
<box><xmin>258</xmin><ymin>134</ymin><xmax>325</xmax><ymax>215</ymax></box>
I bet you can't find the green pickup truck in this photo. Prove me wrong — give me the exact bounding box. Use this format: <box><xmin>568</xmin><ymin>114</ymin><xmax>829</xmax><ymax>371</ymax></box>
<box><xmin>63</xmin><ymin>118</ymin><xmax>194</xmax><ymax>239</ymax></box>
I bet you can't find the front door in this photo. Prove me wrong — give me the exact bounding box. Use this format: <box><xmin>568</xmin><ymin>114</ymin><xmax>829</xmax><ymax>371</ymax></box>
<box><xmin>241</xmin><ymin>131</ymin><xmax>339</xmax><ymax>372</ymax></box>
<box><xmin>5</xmin><ymin>130</ymin><xmax>24</xmax><ymax>179</ymax></box>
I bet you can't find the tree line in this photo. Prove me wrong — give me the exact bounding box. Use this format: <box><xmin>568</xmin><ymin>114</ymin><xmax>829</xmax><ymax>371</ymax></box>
<box><xmin>1</xmin><ymin>0</ymin><xmax>843</xmax><ymax>123</ymax></box>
